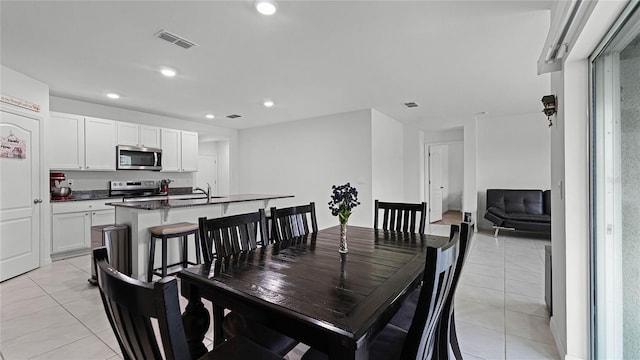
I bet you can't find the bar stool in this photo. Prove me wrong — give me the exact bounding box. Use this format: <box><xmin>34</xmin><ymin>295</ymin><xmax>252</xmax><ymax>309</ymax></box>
<box><xmin>147</xmin><ymin>222</ymin><xmax>201</xmax><ymax>282</ymax></box>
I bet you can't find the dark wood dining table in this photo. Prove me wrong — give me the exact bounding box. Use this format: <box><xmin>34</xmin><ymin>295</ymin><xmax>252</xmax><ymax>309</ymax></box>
<box><xmin>178</xmin><ymin>225</ymin><xmax>449</xmax><ymax>360</ymax></box>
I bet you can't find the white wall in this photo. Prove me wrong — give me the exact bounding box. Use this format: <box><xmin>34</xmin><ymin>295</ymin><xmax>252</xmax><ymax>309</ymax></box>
<box><xmin>237</xmin><ymin>109</ymin><xmax>373</xmax><ymax>230</ymax></box>
<box><xmin>1</xmin><ymin>65</ymin><xmax>51</xmax><ymax>265</ymax></box>
<box><xmin>448</xmin><ymin>141</ymin><xmax>464</xmax><ymax>211</ymax></box>
<box><xmin>476</xmin><ymin>112</ymin><xmax>551</xmax><ymax>229</ymax></box>
<box><xmin>371</xmin><ymin>109</ymin><xmax>404</xmax><ymax>204</ymax></box>
<box><xmin>402</xmin><ymin>124</ymin><xmax>424</xmax><ymax>203</ymax></box>
<box><xmin>217</xmin><ymin>141</ymin><xmax>230</xmax><ymax>195</ymax></box>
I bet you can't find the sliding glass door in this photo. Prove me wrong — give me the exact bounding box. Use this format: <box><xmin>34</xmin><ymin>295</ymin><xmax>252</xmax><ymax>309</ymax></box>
<box><xmin>591</xmin><ymin>4</ymin><xmax>640</xmax><ymax>359</ymax></box>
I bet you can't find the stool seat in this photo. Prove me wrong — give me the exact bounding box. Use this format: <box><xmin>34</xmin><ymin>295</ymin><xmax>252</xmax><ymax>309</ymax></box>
<box><xmin>149</xmin><ymin>222</ymin><xmax>199</xmax><ymax>236</ymax></box>
<box><xmin>147</xmin><ymin>222</ymin><xmax>201</xmax><ymax>282</ymax></box>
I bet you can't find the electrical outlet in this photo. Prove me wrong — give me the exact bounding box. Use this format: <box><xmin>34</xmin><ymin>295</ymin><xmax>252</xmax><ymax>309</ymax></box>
<box><xmin>67</xmin><ymin>179</ymin><xmax>74</xmax><ymax>187</ymax></box>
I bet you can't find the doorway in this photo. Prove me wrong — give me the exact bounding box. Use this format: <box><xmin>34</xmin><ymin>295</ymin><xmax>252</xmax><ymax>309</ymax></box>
<box><xmin>425</xmin><ymin>141</ymin><xmax>464</xmax><ymax>224</ymax></box>
<box><xmin>197</xmin><ymin>154</ymin><xmax>218</xmax><ymax>196</ymax></box>
<box><xmin>0</xmin><ymin>108</ymin><xmax>42</xmax><ymax>281</ymax></box>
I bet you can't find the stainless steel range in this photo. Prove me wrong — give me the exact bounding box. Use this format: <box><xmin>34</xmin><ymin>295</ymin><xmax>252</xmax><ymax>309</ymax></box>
<box><xmin>109</xmin><ymin>180</ymin><xmax>160</xmax><ymax>201</ymax></box>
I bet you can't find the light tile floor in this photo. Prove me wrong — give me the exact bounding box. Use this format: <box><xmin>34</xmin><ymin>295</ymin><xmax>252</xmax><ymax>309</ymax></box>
<box><xmin>0</xmin><ymin>224</ymin><xmax>559</xmax><ymax>359</ymax></box>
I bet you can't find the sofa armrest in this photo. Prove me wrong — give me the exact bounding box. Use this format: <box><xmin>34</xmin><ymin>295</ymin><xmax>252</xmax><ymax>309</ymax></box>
<box><xmin>484</xmin><ymin>207</ymin><xmax>506</xmax><ymax>226</ymax></box>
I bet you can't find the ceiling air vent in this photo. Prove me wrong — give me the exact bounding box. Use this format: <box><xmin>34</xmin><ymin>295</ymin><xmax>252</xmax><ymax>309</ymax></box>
<box><xmin>154</xmin><ymin>29</ymin><xmax>199</xmax><ymax>49</ymax></box>
<box><xmin>403</xmin><ymin>102</ymin><xmax>419</xmax><ymax>108</ymax></box>
<box><xmin>226</xmin><ymin>114</ymin><xmax>242</xmax><ymax>119</ymax></box>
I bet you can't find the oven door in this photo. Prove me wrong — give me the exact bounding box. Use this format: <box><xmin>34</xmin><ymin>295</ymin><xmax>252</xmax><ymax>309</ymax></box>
<box><xmin>117</xmin><ymin>145</ymin><xmax>162</xmax><ymax>170</ymax></box>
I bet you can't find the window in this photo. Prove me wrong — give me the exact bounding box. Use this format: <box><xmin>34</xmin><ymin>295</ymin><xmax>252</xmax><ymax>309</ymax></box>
<box><xmin>591</xmin><ymin>4</ymin><xmax>640</xmax><ymax>359</ymax></box>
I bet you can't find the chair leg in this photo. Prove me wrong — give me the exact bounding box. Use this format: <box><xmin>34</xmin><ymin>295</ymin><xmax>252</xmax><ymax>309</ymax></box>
<box><xmin>494</xmin><ymin>227</ymin><xmax>500</xmax><ymax>237</ymax></box>
<box><xmin>194</xmin><ymin>231</ymin><xmax>201</xmax><ymax>264</ymax></box>
<box><xmin>450</xmin><ymin>313</ymin><xmax>463</xmax><ymax>360</ymax></box>
<box><xmin>148</xmin><ymin>235</ymin><xmax>156</xmax><ymax>282</ymax></box>
<box><xmin>182</xmin><ymin>234</ymin><xmax>189</xmax><ymax>268</ymax></box>
<box><xmin>161</xmin><ymin>236</ymin><xmax>168</xmax><ymax>278</ymax></box>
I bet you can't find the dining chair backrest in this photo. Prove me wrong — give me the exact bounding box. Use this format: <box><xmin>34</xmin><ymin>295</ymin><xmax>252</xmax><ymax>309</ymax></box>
<box><xmin>374</xmin><ymin>200</ymin><xmax>427</xmax><ymax>234</ymax></box>
<box><xmin>93</xmin><ymin>247</ymin><xmax>191</xmax><ymax>360</ymax></box>
<box><xmin>270</xmin><ymin>202</ymin><xmax>318</xmax><ymax>242</ymax></box>
<box><xmin>438</xmin><ymin>221</ymin><xmax>474</xmax><ymax>359</ymax></box>
<box><xmin>199</xmin><ymin>209</ymin><xmax>268</xmax><ymax>262</ymax></box>
<box><xmin>400</xmin><ymin>229</ymin><xmax>460</xmax><ymax>360</ymax></box>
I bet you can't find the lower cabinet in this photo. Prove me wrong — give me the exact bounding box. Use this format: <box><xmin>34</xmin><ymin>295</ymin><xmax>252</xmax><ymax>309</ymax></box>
<box><xmin>51</xmin><ymin>200</ymin><xmax>115</xmax><ymax>258</ymax></box>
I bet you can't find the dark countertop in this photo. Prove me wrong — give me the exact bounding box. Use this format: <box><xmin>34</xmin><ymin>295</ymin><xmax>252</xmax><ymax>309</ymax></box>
<box><xmin>107</xmin><ymin>194</ymin><xmax>294</xmax><ymax>210</ymax></box>
<box><xmin>50</xmin><ymin>187</ymin><xmax>194</xmax><ymax>203</ymax></box>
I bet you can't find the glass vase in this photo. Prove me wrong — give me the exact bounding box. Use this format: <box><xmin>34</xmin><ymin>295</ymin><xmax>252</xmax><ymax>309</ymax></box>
<box><xmin>339</xmin><ymin>222</ymin><xmax>348</xmax><ymax>254</ymax></box>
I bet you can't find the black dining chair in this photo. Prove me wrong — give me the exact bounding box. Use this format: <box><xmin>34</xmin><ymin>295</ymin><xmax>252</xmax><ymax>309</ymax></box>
<box><xmin>388</xmin><ymin>221</ymin><xmax>475</xmax><ymax>359</ymax></box>
<box><xmin>374</xmin><ymin>200</ymin><xmax>428</xmax><ymax>234</ymax></box>
<box><xmin>92</xmin><ymin>247</ymin><xmax>284</xmax><ymax>360</ymax></box>
<box><xmin>198</xmin><ymin>210</ymin><xmax>299</xmax><ymax>356</ymax></box>
<box><xmin>302</xmin><ymin>225</ymin><xmax>462</xmax><ymax>360</ymax></box>
<box><xmin>198</xmin><ymin>209</ymin><xmax>267</xmax><ymax>263</ymax></box>
<box><xmin>270</xmin><ymin>202</ymin><xmax>318</xmax><ymax>242</ymax></box>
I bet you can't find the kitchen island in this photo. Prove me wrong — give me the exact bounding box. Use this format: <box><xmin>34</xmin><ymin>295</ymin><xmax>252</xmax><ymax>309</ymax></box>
<box><xmin>109</xmin><ymin>194</ymin><xmax>293</xmax><ymax>280</ymax></box>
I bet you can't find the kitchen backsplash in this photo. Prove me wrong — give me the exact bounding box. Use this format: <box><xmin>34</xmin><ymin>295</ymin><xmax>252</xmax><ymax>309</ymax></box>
<box><xmin>56</xmin><ymin>170</ymin><xmax>194</xmax><ymax>191</ymax></box>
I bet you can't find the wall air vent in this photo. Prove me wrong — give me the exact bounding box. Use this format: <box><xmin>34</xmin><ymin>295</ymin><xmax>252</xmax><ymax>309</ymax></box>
<box><xmin>154</xmin><ymin>29</ymin><xmax>199</xmax><ymax>49</ymax></box>
<box><xmin>403</xmin><ymin>102</ymin><xmax>419</xmax><ymax>108</ymax></box>
<box><xmin>226</xmin><ymin>114</ymin><xmax>242</xmax><ymax>119</ymax></box>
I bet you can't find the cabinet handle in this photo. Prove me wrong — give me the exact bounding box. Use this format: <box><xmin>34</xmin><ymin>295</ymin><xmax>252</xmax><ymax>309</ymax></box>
<box><xmin>93</xmin><ymin>212</ymin><xmax>96</xmax><ymax>215</ymax></box>
<box><xmin>85</xmin><ymin>213</ymin><xmax>89</xmax><ymax>216</ymax></box>
<box><xmin>33</xmin><ymin>199</ymin><xmax>43</xmax><ymax>204</ymax></box>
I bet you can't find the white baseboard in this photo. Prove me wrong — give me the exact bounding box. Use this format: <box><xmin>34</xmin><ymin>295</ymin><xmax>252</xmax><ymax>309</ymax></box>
<box><xmin>565</xmin><ymin>356</ymin><xmax>584</xmax><ymax>360</ymax></box>
<box><xmin>549</xmin><ymin>316</ymin><xmax>567</xmax><ymax>359</ymax></box>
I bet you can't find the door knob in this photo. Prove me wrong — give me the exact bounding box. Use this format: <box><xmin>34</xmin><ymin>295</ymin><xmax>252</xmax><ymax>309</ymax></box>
<box><xmin>33</xmin><ymin>199</ymin><xmax>43</xmax><ymax>204</ymax></box>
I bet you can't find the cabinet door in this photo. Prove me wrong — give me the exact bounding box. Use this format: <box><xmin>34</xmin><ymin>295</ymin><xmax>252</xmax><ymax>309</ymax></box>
<box><xmin>117</xmin><ymin>122</ymin><xmax>139</xmax><ymax>146</ymax></box>
<box><xmin>181</xmin><ymin>131</ymin><xmax>198</xmax><ymax>172</ymax></box>
<box><xmin>49</xmin><ymin>112</ymin><xmax>85</xmax><ymax>170</ymax></box>
<box><xmin>85</xmin><ymin>117</ymin><xmax>116</xmax><ymax>171</ymax></box>
<box><xmin>140</xmin><ymin>126</ymin><xmax>160</xmax><ymax>148</ymax></box>
<box><xmin>161</xmin><ymin>128</ymin><xmax>181</xmax><ymax>172</ymax></box>
<box><xmin>91</xmin><ymin>209</ymin><xmax>115</xmax><ymax>226</ymax></box>
<box><xmin>52</xmin><ymin>212</ymin><xmax>90</xmax><ymax>253</ymax></box>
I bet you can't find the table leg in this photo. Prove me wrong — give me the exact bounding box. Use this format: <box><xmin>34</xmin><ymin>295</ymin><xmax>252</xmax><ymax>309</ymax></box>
<box><xmin>181</xmin><ymin>284</ymin><xmax>209</xmax><ymax>359</ymax></box>
<box><xmin>328</xmin><ymin>341</ymin><xmax>368</xmax><ymax>360</ymax></box>
<box><xmin>212</xmin><ymin>303</ymin><xmax>225</xmax><ymax>346</ymax></box>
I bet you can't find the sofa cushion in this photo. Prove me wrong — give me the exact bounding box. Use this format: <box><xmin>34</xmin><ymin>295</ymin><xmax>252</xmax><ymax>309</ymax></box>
<box><xmin>486</xmin><ymin>189</ymin><xmax>544</xmax><ymax>215</ymax></box>
<box><xmin>503</xmin><ymin>212</ymin><xmax>550</xmax><ymax>223</ymax></box>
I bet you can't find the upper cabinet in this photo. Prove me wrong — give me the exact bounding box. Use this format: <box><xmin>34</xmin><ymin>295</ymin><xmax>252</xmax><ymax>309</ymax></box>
<box><xmin>49</xmin><ymin>113</ymin><xmax>116</xmax><ymax>171</ymax></box>
<box><xmin>49</xmin><ymin>112</ymin><xmax>85</xmax><ymax>170</ymax></box>
<box><xmin>181</xmin><ymin>131</ymin><xmax>198</xmax><ymax>172</ymax></box>
<box><xmin>84</xmin><ymin>117</ymin><xmax>117</xmax><ymax>171</ymax></box>
<box><xmin>50</xmin><ymin>112</ymin><xmax>196</xmax><ymax>172</ymax></box>
<box><xmin>161</xmin><ymin>129</ymin><xmax>198</xmax><ymax>172</ymax></box>
<box><xmin>117</xmin><ymin>122</ymin><xmax>160</xmax><ymax>148</ymax></box>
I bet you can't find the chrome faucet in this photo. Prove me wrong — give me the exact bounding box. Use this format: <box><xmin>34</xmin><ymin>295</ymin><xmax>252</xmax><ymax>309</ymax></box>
<box><xmin>193</xmin><ymin>183</ymin><xmax>212</xmax><ymax>201</ymax></box>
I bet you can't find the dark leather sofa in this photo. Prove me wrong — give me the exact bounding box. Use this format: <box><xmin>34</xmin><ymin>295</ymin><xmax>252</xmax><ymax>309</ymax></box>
<box><xmin>484</xmin><ymin>189</ymin><xmax>551</xmax><ymax>236</ymax></box>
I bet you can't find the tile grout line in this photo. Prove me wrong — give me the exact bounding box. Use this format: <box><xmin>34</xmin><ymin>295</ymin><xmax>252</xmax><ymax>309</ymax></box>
<box><xmin>23</xmin><ymin>259</ymin><xmax>119</xmax><ymax>359</ymax></box>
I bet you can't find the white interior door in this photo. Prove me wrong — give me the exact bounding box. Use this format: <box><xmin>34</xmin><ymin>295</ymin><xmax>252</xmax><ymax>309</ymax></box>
<box><xmin>0</xmin><ymin>110</ymin><xmax>41</xmax><ymax>281</ymax></box>
<box><xmin>429</xmin><ymin>145</ymin><xmax>445</xmax><ymax>223</ymax></box>
<box><xmin>197</xmin><ymin>154</ymin><xmax>218</xmax><ymax>196</ymax></box>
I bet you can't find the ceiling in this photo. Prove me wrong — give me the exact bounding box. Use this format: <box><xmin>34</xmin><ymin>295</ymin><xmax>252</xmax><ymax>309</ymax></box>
<box><xmin>0</xmin><ymin>1</ymin><xmax>552</xmax><ymax>130</ymax></box>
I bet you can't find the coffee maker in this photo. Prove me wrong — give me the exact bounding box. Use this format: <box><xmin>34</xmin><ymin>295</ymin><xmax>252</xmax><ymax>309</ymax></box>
<box><xmin>50</xmin><ymin>172</ymin><xmax>72</xmax><ymax>200</ymax></box>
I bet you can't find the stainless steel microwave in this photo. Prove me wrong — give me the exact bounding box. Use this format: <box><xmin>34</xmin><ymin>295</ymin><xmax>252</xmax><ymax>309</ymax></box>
<box><xmin>116</xmin><ymin>145</ymin><xmax>162</xmax><ymax>171</ymax></box>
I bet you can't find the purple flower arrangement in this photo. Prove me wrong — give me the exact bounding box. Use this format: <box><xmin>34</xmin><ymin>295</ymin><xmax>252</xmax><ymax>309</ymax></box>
<box><xmin>328</xmin><ymin>183</ymin><xmax>361</xmax><ymax>225</ymax></box>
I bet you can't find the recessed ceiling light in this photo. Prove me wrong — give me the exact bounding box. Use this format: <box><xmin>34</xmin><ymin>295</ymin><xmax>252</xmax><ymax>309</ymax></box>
<box><xmin>206</xmin><ymin>114</ymin><xmax>215</xmax><ymax>119</ymax></box>
<box><xmin>255</xmin><ymin>0</ymin><xmax>277</xmax><ymax>15</ymax></box>
<box><xmin>160</xmin><ymin>67</ymin><xmax>177</xmax><ymax>77</ymax></box>
<box><xmin>263</xmin><ymin>100</ymin><xmax>275</xmax><ymax>108</ymax></box>
<box><xmin>106</xmin><ymin>93</ymin><xmax>120</xmax><ymax>99</ymax></box>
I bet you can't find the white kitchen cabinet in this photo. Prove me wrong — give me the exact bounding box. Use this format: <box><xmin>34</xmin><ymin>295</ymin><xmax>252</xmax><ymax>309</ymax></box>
<box><xmin>161</xmin><ymin>129</ymin><xmax>198</xmax><ymax>172</ymax></box>
<box><xmin>52</xmin><ymin>212</ymin><xmax>90</xmax><ymax>253</ymax></box>
<box><xmin>49</xmin><ymin>112</ymin><xmax>85</xmax><ymax>170</ymax></box>
<box><xmin>117</xmin><ymin>122</ymin><xmax>160</xmax><ymax>148</ymax></box>
<box><xmin>85</xmin><ymin>117</ymin><xmax>116</xmax><ymax>171</ymax></box>
<box><xmin>161</xmin><ymin>128</ymin><xmax>181</xmax><ymax>172</ymax></box>
<box><xmin>51</xmin><ymin>200</ymin><xmax>115</xmax><ymax>256</ymax></box>
<box><xmin>181</xmin><ymin>131</ymin><xmax>198</xmax><ymax>172</ymax></box>
<box><xmin>140</xmin><ymin>126</ymin><xmax>161</xmax><ymax>148</ymax></box>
